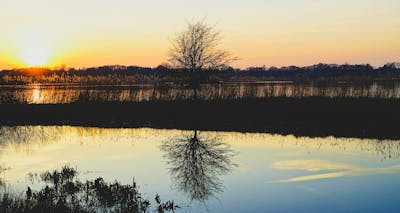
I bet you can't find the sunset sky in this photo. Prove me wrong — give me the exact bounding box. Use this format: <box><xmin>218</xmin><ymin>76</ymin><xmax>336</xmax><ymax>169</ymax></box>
<box><xmin>0</xmin><ymin>0</ymin><xmax>399</xmax><ymax>69</ymax></box>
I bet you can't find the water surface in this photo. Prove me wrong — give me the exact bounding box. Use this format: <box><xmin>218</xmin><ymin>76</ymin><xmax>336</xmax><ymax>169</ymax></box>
<box><xmin>1</xmin><ymin>126</ymin><xmax>400</xmax><ymax>212</ymax></box>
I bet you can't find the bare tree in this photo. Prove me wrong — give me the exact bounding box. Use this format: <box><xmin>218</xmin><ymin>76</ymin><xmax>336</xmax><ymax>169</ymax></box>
<box><xmin>168</xmin><ymin>21</ymin><xmax>235</xmax><ymax>73</ymax></box>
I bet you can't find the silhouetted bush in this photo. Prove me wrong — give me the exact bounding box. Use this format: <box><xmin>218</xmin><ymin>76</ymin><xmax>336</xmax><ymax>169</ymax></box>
<box><xmin>0</xmin><ymin>166</ymin><xmax>178</xmax><ymax>213</ymax></box>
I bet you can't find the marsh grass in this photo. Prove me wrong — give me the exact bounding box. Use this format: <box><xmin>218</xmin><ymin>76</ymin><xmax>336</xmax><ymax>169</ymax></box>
<box><xmin>0</xmin><ymin>166</ymin><xmax>178</xmax><ymax>213</ymax></box>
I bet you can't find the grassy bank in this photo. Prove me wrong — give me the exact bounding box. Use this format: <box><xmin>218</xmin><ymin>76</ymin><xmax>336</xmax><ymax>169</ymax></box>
<box><xmin>1</xmin><ymin>97</ymin><xmax>399</xmax><ymax>139</ymax></box>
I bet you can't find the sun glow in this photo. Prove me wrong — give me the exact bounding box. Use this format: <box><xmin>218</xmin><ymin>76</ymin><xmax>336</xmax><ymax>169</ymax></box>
<box><xmin>19</xmin><ymin>37</ymin><xmax>52</xmax><ymax>67</ymax></box>
<box><xmin>21</xmin><ymin>49</ymin><xmax>49</xmax><ymax>67</ymax></box>
<box><xmin>21</xmin><ymin>47</ymin><xmax>50</xmax><ymax>67</ymax></box>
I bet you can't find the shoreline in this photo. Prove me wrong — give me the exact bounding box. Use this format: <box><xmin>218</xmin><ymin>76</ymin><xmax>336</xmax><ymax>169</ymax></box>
<box><xmin>1</xmin><ymin>97</ymin><xmax>399</xmax><ymax>140</ymax></box>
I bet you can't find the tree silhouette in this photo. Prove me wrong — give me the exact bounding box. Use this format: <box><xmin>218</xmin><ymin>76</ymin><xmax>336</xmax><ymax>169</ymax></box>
<box><xmin>168</xmin><ymin>21</ymin><xmax>235</xmax><ymax>74</ymax></box>
<box><xmin>160</xmin><ymin>130</ymin><xmax>236</xmax><ymax>204</ymax></box>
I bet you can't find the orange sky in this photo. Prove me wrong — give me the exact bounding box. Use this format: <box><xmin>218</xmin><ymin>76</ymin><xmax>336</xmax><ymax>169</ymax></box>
<box><xmin>0</xmin><ymin>0</ymin><xmax>399</xmax><ymax>69</ymax></box>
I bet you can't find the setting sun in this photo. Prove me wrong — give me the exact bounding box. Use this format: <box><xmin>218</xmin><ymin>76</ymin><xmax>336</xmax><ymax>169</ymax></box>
<box><xmin>20</xmin><ymin>47</ymin><xmax>50</xmax><ymax>67</ymax></box>
<box><xmin>17</xmin><ymin>35</ymin><xmax>53</xmax><ymax>67</ymax></box>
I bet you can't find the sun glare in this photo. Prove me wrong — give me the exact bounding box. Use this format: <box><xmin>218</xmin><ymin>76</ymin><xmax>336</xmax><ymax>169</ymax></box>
<box><xmin>21</xmin><ymin>47</ymin><xmax>50</xmax><ymax>67</ymax></box>
<box><xmin>18</xmin><ymin>37</ymin><xmax>53</xmax><ymax>67</ymax></box>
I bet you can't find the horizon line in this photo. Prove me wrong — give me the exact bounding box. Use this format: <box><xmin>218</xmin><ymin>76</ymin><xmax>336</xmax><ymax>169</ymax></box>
<box><xmin>2</xmin><ymin>61</ymin><xmax>400</xmax><ymax>71</ymax></box>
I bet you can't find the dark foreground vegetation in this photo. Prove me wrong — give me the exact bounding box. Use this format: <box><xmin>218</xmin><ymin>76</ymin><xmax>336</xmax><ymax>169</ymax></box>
<box><xmin>1</xmin><ymin>62</ymin><xmax>399</xmax><ymax>84</ymax></box>
<box><xmin>1</xmin><ymin>97</ymin><xmax>399</xmax><ymax>139</ymax></box>
<box><xmin>0</xmin><ymin>166</ymin><xmax>178</xmax><ymax>213</ymax></box>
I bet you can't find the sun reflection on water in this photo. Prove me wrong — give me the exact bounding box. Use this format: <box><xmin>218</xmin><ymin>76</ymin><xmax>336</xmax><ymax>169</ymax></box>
<box><xmin>32</xmin><ymin>87</ymin><xmax>41</xmax><ymax>104</ymax></box>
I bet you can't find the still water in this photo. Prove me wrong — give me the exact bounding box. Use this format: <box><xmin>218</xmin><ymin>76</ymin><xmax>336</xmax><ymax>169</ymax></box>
<box><xmin>1</xmin><ymin>81</ymin><xmax>400</xmax><ymax>104</ymax></box>
<box><xmin>1</xmin><ymin>126</ymin><xmax>400</xmax><ymax>212</ymax></box>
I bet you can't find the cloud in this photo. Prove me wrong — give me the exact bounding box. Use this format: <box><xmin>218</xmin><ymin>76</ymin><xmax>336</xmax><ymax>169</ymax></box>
<box><xmin>272</xmin><ymin>160</ymin><xmax>357</xmax><ymax>172</ymax></box>
<box><xmin>272</xmin><ymin>160</ymin><xmax>400</xmax><ymax>183</ymax></box>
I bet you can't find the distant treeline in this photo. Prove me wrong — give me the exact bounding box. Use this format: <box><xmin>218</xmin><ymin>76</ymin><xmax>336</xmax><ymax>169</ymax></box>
<box><xmin>1</xmin><ymin>63</ymin><xmax>400</xmax><ymax>84</ymax></box>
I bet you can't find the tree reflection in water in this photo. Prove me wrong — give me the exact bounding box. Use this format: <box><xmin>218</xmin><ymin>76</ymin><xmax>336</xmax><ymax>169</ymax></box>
<box><xmin>160</xmin><ymin>130</ymin><xmax>236</xmax><ymax>204</ymax></box>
